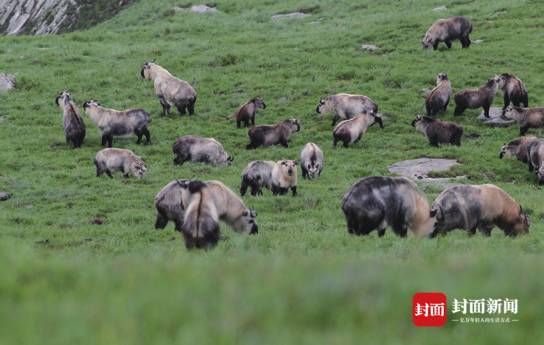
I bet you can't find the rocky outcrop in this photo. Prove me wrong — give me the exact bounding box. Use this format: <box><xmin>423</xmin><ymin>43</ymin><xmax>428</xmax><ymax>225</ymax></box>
<box><xmin>0</xmin><ymin>0</ymin><xmax>134</xmax><ymax>35</ymax></box>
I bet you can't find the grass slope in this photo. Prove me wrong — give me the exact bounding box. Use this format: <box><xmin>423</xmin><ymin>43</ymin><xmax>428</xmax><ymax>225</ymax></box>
<box><xmin>1</xmin><ymin>0</ymin><xmax>544</xmax><ymax>343</ymax></box>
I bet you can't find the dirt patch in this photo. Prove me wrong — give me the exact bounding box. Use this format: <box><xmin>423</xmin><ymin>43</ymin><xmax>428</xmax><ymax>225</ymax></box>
<box><xmin>90</xmin><ymin>216</ymin><xmax>106</xmax><ymax>225</ymax></box>
<box><xmin>433</xmin><ymin>6</ymin><xmax>448</xmax><ymax>11</ymax></box>
<box><xmin>388</xmin><ymin>158</ymin><xmax>459</xmax><ymax>179</ymax></box>
<box><xmin>477</xmin><ymin>107</ymin><xmax>515</xmax><ymax>127</ymax></box>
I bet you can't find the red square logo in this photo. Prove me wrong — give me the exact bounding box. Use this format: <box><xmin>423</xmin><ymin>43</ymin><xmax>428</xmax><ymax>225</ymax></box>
<box><xmin>412</xmin><ymin>292</ymin><xmax>447</xmax><ymax>327</ymax></box>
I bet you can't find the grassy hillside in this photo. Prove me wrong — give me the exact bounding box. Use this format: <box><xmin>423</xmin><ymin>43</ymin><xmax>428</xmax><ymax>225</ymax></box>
<box><xmin>1</xmin><ymin>0</ymin><xmax>544</xmax><ymax>343</ymax></box>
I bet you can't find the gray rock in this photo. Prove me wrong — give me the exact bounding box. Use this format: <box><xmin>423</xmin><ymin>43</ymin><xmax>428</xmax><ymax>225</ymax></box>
<box><xmin>388</xmin><ymin>158</ymin><xmax>459</xmax><ymax>179</ymax></box>
<box><xmin>0</xmin><ymin>192</ymin><xmax>11</xmax><ymax>201</ymax></box>
<box><xmin>477</xmin><ymin>107</ymin><xmax>515</xmax><ymax>127</ymax></box>
<box><xmin>190</xmin><ymin>5</ymin><xmax>218</xmax><ymax>13</ymax></box>
<box><xmin>361</xmin><ymin>44</ymin><xmax>379</xmax><ymax>52</ymax></box>
<box><xmin>474</xmin><ymin>39</ymin><xmax>484</xmax><ymax>44</ymax></box>
<box><xmin>0</xmin><ymin>73</ymin><xmax>15</xmax><ymax>92</ymax></box>
<box><xmin>432</xmin><ymin>6</ymin><xmax>448</xmax><ymax>11</ymax></box>
<box><xmin>271</xmin><ymin>12</ymin><xmax>310</xmax><ymax>21</ymax></box>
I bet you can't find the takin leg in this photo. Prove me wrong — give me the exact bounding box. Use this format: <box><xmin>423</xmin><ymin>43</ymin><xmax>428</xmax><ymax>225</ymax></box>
<box><xmin>454</xmin><ymin>106</ymin><xmax>465</xmax><ymax>116</ymax></box>
<box><xmin>445</xmin><ymin>39</ymin><xmax>452</xmax><ymax>49</ymax></box>
<box><xmin>483</xmin><ymin>103</ymin><xmax>491</xmax><ymax>118</ymax></box>
<box><xmin>279</xmin><ymin>138</ymin><xmax>289</xmax><ymax>148</ymax></box>
<box><xmin>520</xmin><ymin>125</ymin><xmax>529</xmax><ymax>136</ymax></box>
<box><xmin>236</xmin><ymin>120</ymin><xmax>241</xmax><ymax>128</ymax></box>
<box><xmin>301</xmin><ymin>166</ymin><xmax>308</xmax><ymax>179</ymax></box>
<box><xmin>105</xmin><ymin>169</ymin><xmax>113</xmax><ymax>178</ymax></box>
<box><xmin>502</xmin><ymin>94</ymin><xmax>511</xmax><ymax>115</ymax></box>
<box><xmin>158</xmin><ymin>96</ymin><xmax>170</xmax><ymax>116</ymax></box>
<box><xmin>95</xmin><ymin>160</ymin><xmax>103</xmax><ymax>177</ymax></box>
<box><xmin>244</xmin><ymin>119</ymin><xmax>251</xmax><ymax>128</ymax></box>
<box><xmin>188</xmin><ymin>97</ymin><xmax>196</xmax><ymax>115</ymax></box>
<box><xmin>478</xmin><ymin>222</ymin><xmax>494</xmax><ymax>237</ymax></box>
<box><xmin>443</xmin><ymin>98</ymin><xmax>449</xmax><ymax>113</ymax></box>
<box><xmin>135</xmin><ymin>128</ymin><xmax>143</xmax><ymax>144</ymax></box>
<box><xmin>176</xmin><ymin>103</ymin><xmax>187</xmax><ymax>116</ymax></box>
<box><xmin>251</xmin><ymin>115</ymin><xmax>255</xmax><ymax>126</ymax></box>
<box><xmin>291</xmin><ymin>186</ymin><xmax>297</xmax><ymax>197</ymax></box>
<box><xmin>142</xmin><ymin>126</ymin><xmax>151</xmax><ymax>144</ymax></box>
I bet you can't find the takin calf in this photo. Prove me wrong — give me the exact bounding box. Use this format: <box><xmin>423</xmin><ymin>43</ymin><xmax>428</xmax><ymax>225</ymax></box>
<box><xmin>83</xmin><ymin>100</ymin><xmax>150</xmax><ymax>147</ymax></box>
<box><xmin>425</xmin><ymin>73</ymin><xmax>452</xmax><ymax>116</ymax></box>
<box><xmin>94</xmin><ymin>148</ymin><xmax>147</xmax><ymax>179</ymax></box>
<box><xmin>527</xmin><ymin>140</ymin><xmax>544</xmax><ymax>184</ymax></box>
<box><xmin>172</xmin><ymin>135</ymin><xmax>233</xmax><ymax>166</ymax></box>
<box><xmin>232</xmin><ymin>97</ymin><xmax>266</xmax><ymax>128</ymax></box>
<box><xmin>422</xmin><ymin>16</ymin><xmax>472</xmax><ymax>50</ymax></box>
<box><xmin>141</xmin><ymin>61</ymin><xmax>197</xmax><ymax>116</ymax></box>
<box><xmin>454</xmin><ymin>76</ymin><xmax>499</xmax><ymax>117</ymax></box>
<box><xmin>504</xmin><ymin>105</ymin><xmax>544</xmax><ymax>135</ymax></box>
<box><xmin>246</xmin><ymin>118</ymin><xmax>300</xmax><ymax>149</ymax></box>
<box><xmin>411</xmin><ymin>115</ymin><xmax>463</xmax><ymax>147</ymax></box>
<box><xmin>154</xmin><ymin>179</ymin><xmax>193</xmax><ymax>231</ymax></box>
<box><xmin>300</xmin><ymin>142</ymin><xmax>324</xmax><ymax>179</ymax></box>
<box><xmin>55</xmin><ymin>90</ymin><xmax>86</xmax><ymax>148</ymax></box>
<box><xmin>341</xmin><ymin>176</ymin><xmax>435</xmax><ymax>237</ymax></box>
<box><xmin>182</xmin><ymin>180</ymin><xmax>258</xmax><ymax>250</ymax></box>
<box><xmin>316</xmin><ymin>93</ymin><xmax>378</xmax><ymax>126</ymax></box>
<box><xmin>499</xmin><ymin>136</ymin><xmax>538</xmax><ymax>162</ymax></box>
<box><xmin>333</xmin><ymin>113</ymin><xmax>383</xmax><ymax>147</ymax></box>
<box><xmin>430</xmin><ymin>184</ymin><xmax>529</xmax><ymax>237</ymax></box>
<box><xmin>497</xmin><ymin>73</ymin><xmax>528</xmax><ymax>115</ymax></box>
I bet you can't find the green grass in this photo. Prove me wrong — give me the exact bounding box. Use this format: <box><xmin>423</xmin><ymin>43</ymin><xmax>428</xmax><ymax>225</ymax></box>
<box><xmin>1</xmin><ymin>0</ymin><xmax>544</xmax><ymax>343</ymax></box>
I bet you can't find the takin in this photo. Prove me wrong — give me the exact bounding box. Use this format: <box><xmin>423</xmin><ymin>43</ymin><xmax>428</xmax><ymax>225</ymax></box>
<box><xmin>270</xmin><ymin>160</ymin><xmax>298</xmax><ymax>196</ymax></box>
<box><xmin>316</xmin><ymin>93</ymin><xmax>378</xmax><ymax>126</ymax></box>
<box><xmin>240</xmin><ymin>160</ymin><xmax>275</xmax><ymax>196</ymax></box>
<box><xmin>181</xmin><ymin>180</ymin><xmax>258</xmax><ymax>249</ymax></box>
<box><xmin>83</xmin><ymin>100</ymin><xmax>151</xmax><ymax>147</ymax></box>
<box><xmin>425</xmin><ymin>73</ymin><xmax>452</xmax><ymax>116</ymax></box>
<box><xmin>154</xmin><ymin>179</ymin><xmax>193</xmax><ymax>232</ymax></box>
<box><xmin>527</xmin><ymin>139</ymin><xmax>544</xmax><ymax>184</ymax></box>
<box><xmin>141</xmin><ymin>61</ymin><xmax>197</xmax><ymax>116</ymax></box>
<box><xmin>300</xmin><ymin>142</ymin><xmax>324</xmax><ymax>179</ymax></box>
<box><xmin>246</xmin><ymin>118</ymin><xmax>300</xmax><ymax>149</ymax></box>
<box><xmin>172</xmin><ymin>135</ymin><xmax>233</xmax><ymax>166</ymax></box>
<box><xmin>422</xmin><ymin>16</ymin><xmax>473</xmax><ymax>50</ymax></box>
<box><xmin>333</xmin><ymin>112</ymin><xmax>383</xmax><ymax>147</ymax></box>
<box><xmin>499</xmin><ymin>136</ymin><xmax>538</xmax><ymax>162</ymax></box>
<box><xmin>430</xmin><ymin>184</ymin><xmax>530</xmax><ymax>237</ymax></box>
<box><xmin>55</xmin><ymin>90</ymin><xmax>86</xmax><ymax>148</ymax></box>
<box><xmin>411</xmin><ymin>115</ymin><xmax>463</xmax><ymax>147</ymax></box>
<box><xmin>341</xmin><ymin>176</ymin><xmax>435</xmax><ymax>237</ymax></box>
<box><xmin>94</xmin><ymin>148</ymin><xmax>147</xmax><ymax>179</ymax></box>
<box><xmin>231</xmin><ymin>97</ymin><xmax>266</xmax><ymax>128</ymax></box>
<box><xmin>453</xmin><ymin>76</ymin><xmax>499</xmax><ymax>117</ymax></box>
<box><xmin>504</xmin><ymin>105</ymin><xmax>544</xmax><ymax>135</ymax></box>
<box><xmin>497</xmin><ymin>73</ymin><xmax>528</xmax><ymax>115</ymax></box>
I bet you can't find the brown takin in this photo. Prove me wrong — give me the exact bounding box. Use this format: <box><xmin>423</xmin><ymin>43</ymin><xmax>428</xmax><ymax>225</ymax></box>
<box><xmin>504</xmin><ymin>105</ymin><xmax>544</xmax><ymax>135</ymax></box>
<box><xmin>497</xmin><ymin>73</ymin><xmax>528</xmax><ymax>115</ymax></box>
<box><xmin>411</xmin><ymin>115</ymin><xmax>463</xmax><ymax>147</ymax></box>
<box><xmin>172</xmin><ymin>135</ymin><xmax>233</xmax><ymax>166</ymax></box>
<box><xmin>499</xmin><ymin>136</ymin><xmax>538</xmax><ymax>162</ymax></box>
<box><xmin>141</xmin><ymin>61</ymin><xmax>197</xmax><ymax>116</ymax></box>
<box><xmin>454</xmin><ymin>76</ymin><xmax>499</xmax><ymax>117</ymax></box>
<box><xmin>422</xmin><ymin>16</ymin><xmax>473</xmax><ymax>50</ymax></box>
<box><xmin>316</xmin><ymin>93</ymin><xmax>378</xmax><ymax>126</ymax></box>
<box><xmin>341</xmin><ymin>176</ymin><xmax>435</xmax><ymax>237</ymax></box>
<box><xmin>94</xmin><ymin>148</ymin><xmax>147</xmax><ymax>179</ymax></box>
<box><xmin>300</xmin><ymin>142</ymin><xmax>324</xmax><ymax>179</ymax></box>
<box><xmin>425</xmin><ymin>73</ymin><xmax>452</xmax><ymax>116</ymax></box>
<box><xmin>55</xmin><ymin>90</ymin><xmax>86</xmax><ymax>148</ymax></box>
<box><xmin>181</xmin><ymin>180</ymin><xmax>258</xmax><ymax>250</ymax></box>
<box><xmin>333</xmin><ymin>113</ymin><xmax>383</xmax><ymax>147</ymax></box>
<box><xmin>430</xmin><ymin>184</ymin><xmax>530</xmax><ymax>237</ymax></box>
<box><xmin>240</xmin><ymin>160</ymin><xmax>275</xmax><ymax>196</ymax></box>
<box><xmin>246</xmin><ymin>118</ymin><xmax>300</xmax><ymax>149</ymax></box>
<box><xmin>231</xmin><ymin>97</ymin><xmax>266</xmax><ymax>128</ymax></box>
<box><xmin>154</xmin><ymin>179</ymin><xmax>193</xmax><ymax>232</ymax></box>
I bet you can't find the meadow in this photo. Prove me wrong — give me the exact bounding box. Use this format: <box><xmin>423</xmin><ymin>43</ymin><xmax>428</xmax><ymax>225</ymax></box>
<box><xmin>1</xmin><ymin>0</ymin><xmax>544</xmax><ymax>343</ymax></box>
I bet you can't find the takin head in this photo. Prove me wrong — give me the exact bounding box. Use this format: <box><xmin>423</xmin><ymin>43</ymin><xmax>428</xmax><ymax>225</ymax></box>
<box><xmin>55</xmin><ymin>90</ymin><xmax>71</xmax><ymax>106</ymax></box>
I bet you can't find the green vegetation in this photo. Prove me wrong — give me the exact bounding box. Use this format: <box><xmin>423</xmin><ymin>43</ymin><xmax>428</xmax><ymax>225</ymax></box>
<box><xmin>1</xmin><ymin>0</ymin><xmax>543</xmax><ymax>343</ymax></box>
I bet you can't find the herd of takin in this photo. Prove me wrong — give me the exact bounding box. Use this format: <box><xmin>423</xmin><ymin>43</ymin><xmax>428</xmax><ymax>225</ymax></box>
<box><xmin>51</xmin><ymin>16</ymin><xmax>543</xmax><ymax>249</ymax></box>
